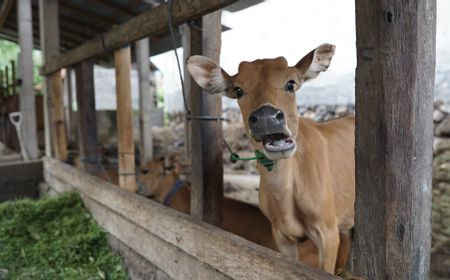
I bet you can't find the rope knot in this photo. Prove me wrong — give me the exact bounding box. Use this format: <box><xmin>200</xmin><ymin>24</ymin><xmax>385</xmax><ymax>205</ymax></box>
<box><xmin>255</xmin><ymin>150</ymin><xmax>276</xmax><ymax>172</ymax></box>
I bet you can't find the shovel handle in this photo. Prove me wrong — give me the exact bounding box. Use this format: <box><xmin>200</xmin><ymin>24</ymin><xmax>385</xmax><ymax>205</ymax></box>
<box><xmin>9</xmin><ymin>112</ymin><xmax>23</xmax><ymax>127</ymax></box>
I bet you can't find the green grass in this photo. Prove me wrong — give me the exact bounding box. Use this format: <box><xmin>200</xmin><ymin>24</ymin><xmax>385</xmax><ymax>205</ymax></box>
<box><xmin>0</xmin><ymin>192</ymin><xmax>129</xmax><ymax>280</ymax></box>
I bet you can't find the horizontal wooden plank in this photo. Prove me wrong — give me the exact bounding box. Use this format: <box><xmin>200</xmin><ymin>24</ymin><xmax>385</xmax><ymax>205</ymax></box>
<box><xmin>0</xmin><ymin>155</ymin><xmax>22</xmax><ymax>164</ymax></box>
<box><xmin>42</xmin><ymin>0</ymin><xmax>238</xmax><ymax>75</ymax></box>
<box><xmin>43</xmin><ymin>157</ymin><xmax>337</xmax><ymax>280</ymax></box>
<box><xmin>45</xmin><ymin>174</ymin><xmax>228</xmax><ymax>280</ymax></box>
<box><xmin>107</xmin><ymin>235</ymin><xmax>172</xmax><ymax>280</ymax></box>
<box><xmin>0</xmin><ymin>160</ymin><xmax>42</xmax><ymax>202</ymax></box>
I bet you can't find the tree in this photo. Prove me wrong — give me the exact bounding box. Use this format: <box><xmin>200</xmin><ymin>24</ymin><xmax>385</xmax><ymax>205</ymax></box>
<box><xmin>0</xmin><ymin>39</ymin><xmax>43</xmax><ymax>92</ymax></box>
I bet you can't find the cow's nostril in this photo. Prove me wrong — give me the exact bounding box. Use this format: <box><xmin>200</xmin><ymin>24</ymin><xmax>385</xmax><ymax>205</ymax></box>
<box><xmin>249</xmin><ymin>115</ymin><xmax>258</xmax><ymax>125</ymax></box>
<box><xmin>276</xmin><ymin>110</ymin><xmax>284</xmax><ymax>121</ymax></box>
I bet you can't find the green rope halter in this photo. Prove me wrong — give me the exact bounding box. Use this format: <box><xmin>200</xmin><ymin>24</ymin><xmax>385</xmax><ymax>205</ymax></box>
<box><xmin>224</xmin><ymin>140</ymin><xmax>276</xmax><ymax>172</ymax></box>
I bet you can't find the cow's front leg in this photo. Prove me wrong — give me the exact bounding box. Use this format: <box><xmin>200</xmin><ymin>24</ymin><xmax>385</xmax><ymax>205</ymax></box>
<box><xmin>308</xmin><ymin>223</ymin><xmax>340</xmax><ymax>274</ymax></box>
<box><xmin>272</xmin><ymin>226</ymin><xmax>299</xmax><ymax>260</ymax></box>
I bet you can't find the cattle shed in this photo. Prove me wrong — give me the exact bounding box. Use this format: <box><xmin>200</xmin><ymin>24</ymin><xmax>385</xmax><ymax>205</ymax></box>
<box><xmin>0</xmin><ymin>0</ymin><xmax>436</xmax><ymax>279</ymax></box>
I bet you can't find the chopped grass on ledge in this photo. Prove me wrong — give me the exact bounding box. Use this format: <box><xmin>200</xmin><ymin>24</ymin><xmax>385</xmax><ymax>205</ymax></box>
<box><xmin>0</xmin><ymin>192</ymin><xmax>129</xmax><ymax>280</ymax></box>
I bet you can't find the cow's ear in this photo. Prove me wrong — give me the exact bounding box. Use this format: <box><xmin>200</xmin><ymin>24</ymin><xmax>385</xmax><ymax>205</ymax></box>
<box><xmin>295</xmin><ymin>43</ymin><xmax>335</xmax><ymax>82</ymax></box>
<box><xmin>187</xmin><ymin>55</ymin><xmax>234</xmax><ymax>97</ymax></box>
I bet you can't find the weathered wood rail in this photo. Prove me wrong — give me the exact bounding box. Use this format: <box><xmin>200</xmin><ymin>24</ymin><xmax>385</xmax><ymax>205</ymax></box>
<box><xmin>43</xmin><ymin>157</ymin><xmax>338</xmax><ymax>280</ymax></box>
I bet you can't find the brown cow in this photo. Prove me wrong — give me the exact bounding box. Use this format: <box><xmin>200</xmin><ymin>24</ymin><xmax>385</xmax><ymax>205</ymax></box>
<box><xmin>187</xmin><ymin>44</ymin><xmax>355</xmax><ymax>274</ymax></box>
<box><xmin>138</xmin><ymin>158</ymin><xmax>320</xmax><ymax>268</ymax></box>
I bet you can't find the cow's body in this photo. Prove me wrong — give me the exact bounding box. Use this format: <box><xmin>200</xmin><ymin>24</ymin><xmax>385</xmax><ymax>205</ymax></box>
<box><xmin>258</xmin><ymin>116</ymin><xmax>355</xmax><ymax>272</ymax></box>
<box><xmin>138</xmin><ymin>158</ymin><xmax>322</xmax><ymax>267</ymax></box>
<box><xmin>187</xmin><ymin>43</ymin><xmax>355</xmax><ymax>274</ymax></box>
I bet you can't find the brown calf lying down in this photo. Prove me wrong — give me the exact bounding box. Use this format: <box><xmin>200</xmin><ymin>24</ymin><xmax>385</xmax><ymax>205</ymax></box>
<box><xmin>137</xmin><ymin>158</ymin><xmax>345</xmax><ymax>269</ymax></box>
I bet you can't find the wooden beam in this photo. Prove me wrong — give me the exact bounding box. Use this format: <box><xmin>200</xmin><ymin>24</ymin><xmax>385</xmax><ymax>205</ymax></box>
<box><xmin>59</xmin><ymin>1</ymin><xmax>119</xmax><ymax>27</ymax></box>
<box><xmin>39</xmin><ymin>0</ymin><xmax>59</xmax><ymax>157</ymax></box>
<box><xmin>31</xmin><ymin>1</ymin><xmax>103</xmax><ymax>36</ymax></box>
<box><xmin>4</xmin><ymin>66</ymin><xmax>9</xmax><ymax>95</ymax></box>
<box><xmin>91</xmin><ymin>0</ymin><xmax>136</xmax><ymax>17</ymax></box>
<box><xmin>75</xmin><ymin>60</ymin><xmax>99</xmax><ymax>175</ymax></box>
<box><xmin>0</xmin><ymin>0</ymin><xmax>14</xmax><ymax>30</ymax></box>
<box><xmin>18</xmin><ymin>0</ymin><xmax>40</xmax><ymax>160</ymax></box>
<box><xmin>42</xmin><ymin>0</ymin><xmax>238</xmax><ymax>75</ymax></box>
<box><xmin>0</xmin><ymin>70</ymin><xmax>4</xmax><ymax>96</ymax></box>
<box><xmin>8</xmin><ymin>12</ymin><xmax>92</xmax><ymax>48</ymax></box>
<box><xmin>43</xmin><ymin>157</ymin><xmax>338</xmax><ymax>280</ymax></box>
<box><xmin>114</xmin><ymin>46</ymin><xmax>136</xmax><ymax>192</ymax></box>
<box><xmin>181</xmin><ymin>23</ymin><xmax>195</xmax><ymax>164</ymax></box>
<box><xmin>190</xmin><ymin>11</ymin><xmax>223</xmax><ymax>225</ymax></box>
<box><xmin>10</xmin><ymin>60</ymin><xmax>16</xmax><ymax>95</ymax></box>
<box><xmin>66</xmin><ymin>68</ymin><xmax>77</xmax><ymax>147</ymax></box>
<box><xmin>136</xmin><ymin>38</ymin><xmax>154</xmax><ymax>166</ymax></box>
<box><xmin>353</xmin><ymin>1</ymin><xmax>436</xmax><ymax>279</ymax></box>
<box><xmin>50</xmin><ymin>71</ymin><xmax>68</xmax><ymax>161</ymax></box>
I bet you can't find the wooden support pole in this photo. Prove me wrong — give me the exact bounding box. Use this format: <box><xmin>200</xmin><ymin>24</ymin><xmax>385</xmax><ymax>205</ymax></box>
<box><xmin>181</xmin><ymin>23</ymin><xmax>193</xmax><ymax>164</ymax></box>
<box><xmin>189</xmin><ymin>11</ymin><xmax>223</xmax><ymax>226</ymax></box>
<box><xmin>0</xmin><ymin>70</ymin><xmax>4</xmax><ymax>96</ymax></box>
<box><xmin>50</xmin><ymin>71</ymin><xmax>68</xmax><ymax>161</ymax></box>
<box><xmin>39</xmin><ymin>0</ymin><xmax>59</xmax><ymax>157</ymax></box>
<box><xmin>66</xmin><ymin>68</ymin><xmax>77</xmax><ymax>147</ymax></box>
<box><xmin>5</xmin><ymin>66</ymin><xmax>9</xmax><ymax>95</ymax></box>
<box><xmin>18</xmin><ymin>0</ymin><xmax>39</xmax><ymax>159</ymax></box>
<box><xmin>75</xmin><ymin>60</ymin><xmax>99</xmax><ymax>174</ymax></box>
<box><xmin>114</xmin><ymin>46</ymin><xmax>136</xmax><ymax>192</ymax></box>
<box><xmin>136</xmin><ymin>38</ymin><xmax>154</xmax><ymax>167</ymax></box>
<box><xmin>353</xmin><ymin>1</ymin><xmax>436</xmax><ymax>279</ymax></box>
<box><xmin>10</xmin><ymin>60</ymin><xmax>16</xmax><ymax>95</ymax></box>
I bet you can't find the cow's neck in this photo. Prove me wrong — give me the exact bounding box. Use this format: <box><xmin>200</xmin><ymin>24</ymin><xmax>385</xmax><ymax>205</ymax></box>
<box><xmin>258</xmin><ymin>153</ymin><xmax>302</xmax><ymax>196</ymax></box>
<box><xmin>257</xmin><ymin>132</ymin><xmax>307</xmax><ymax>197</ymax></box>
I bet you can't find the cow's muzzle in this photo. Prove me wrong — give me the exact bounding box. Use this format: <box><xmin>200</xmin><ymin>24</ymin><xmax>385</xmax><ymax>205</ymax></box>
<box><xmin>248</xmin><ymin>105</ymin><xmax>296</xmax><ymax>155</ymax></box>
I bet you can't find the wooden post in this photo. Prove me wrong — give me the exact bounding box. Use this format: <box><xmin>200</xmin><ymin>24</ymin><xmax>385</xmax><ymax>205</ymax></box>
<box><xmin>5</xmin><ymin>66</ymin><xmax>9</xmax><ymax>95</ymax></box>
<box><xmin>50</xmin><ymin>71</ymin><xmax>68</xmax><ymax>160</ymax></box>
<box><xmin>39</xmin><ymin>0</ymin><xmax>59</xmax><ymax>158</ymax></box>
<box><xmin>354</xmin><ymin>1</ymin><xmax>436</xmax><ymax>279</ymax></box>
<box><xmin>75</xmin><ymin>60</ymin><xmax>99</xmax><ymax>175</ymax></box>
<box><xmin>18</xmin><ymin>0</ymin><xmax>39</xmax><ymax>159</ymax></box>
<box><xmin>136</xmin><ymin>38</ymin><xmax>153</xmax><ymax>167</ymax></box>
<box><xmin>66</xmin><ymin>68</ymin><xmax>77</xmax><ymax>147</ymax></box>
<box><xmin>189</xmin><ymin>11</ymin><xmax>223</xmax><ymax>226</ymax></box>
<box><xmin>0</xmin><ymin>70</ymin><xmax>4</xmax><ymax>96</ymax></box>
<box><xmin>114</xmin><ymin>46</ymin><xmax>136</xmax><ymax>192</ymax></box>
<box><xmin>10</xmin><ymin>60</ymin><xmax>16</xmax><ymax>95</ymax></box>
<box><xmin>181</xmin><ymin>23</ymin><xmax>193</xmax><ymax>164</ymax></box>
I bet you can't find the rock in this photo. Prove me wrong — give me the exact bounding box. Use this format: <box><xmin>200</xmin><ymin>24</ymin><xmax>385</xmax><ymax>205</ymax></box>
<box><xmin>302</xmin><ymin>111</ymin><xmax>316</xmax><ymax>119</ymax></box>
<box><xmin>433</xmin><ymin>151</ymin><xmax>450</xmax><ymax>183</ymax></box>
<box><xmin>0</xmin><ymin>268</ymin><xmax>8</xmax><ymax>279</ymax></box>
<box><xmin>435</xmin><ymin>99</ymin><xmax>445</xmax><ymax>109</ymax></box>
<box><xmin>315</xmin><ymin>104</ymin><xmax>328</xmax><ymax>115</ymax></box>
<box><xmin>434</xmin><ymin>109</ymin><xmax>446</xmax><ymax>123</ymax></box>
<box><xmin>435</xmin><ymin>115</ymin><xmax>450</xmax><ymax>137</ymax></box>
<box><xmin>431</xmin><ymin>251</ymin><xmax>450</xmax><ymax>280</ymax></box>
<box><xmin>335</xmin><ymin>105</ymin><xmax>348</xmax><ymax>115</ymax></box>
<box><xmin>434</xmin><ymin>138</ymin><xmax>450</xmax><ymax>156</ymax></box>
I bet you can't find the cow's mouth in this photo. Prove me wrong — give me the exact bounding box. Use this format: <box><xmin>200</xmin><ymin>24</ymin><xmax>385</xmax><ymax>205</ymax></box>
<box><xmin>261</xmin><ymin>133</ymin><xmax>296</xmax><ymax>153</ymax></box>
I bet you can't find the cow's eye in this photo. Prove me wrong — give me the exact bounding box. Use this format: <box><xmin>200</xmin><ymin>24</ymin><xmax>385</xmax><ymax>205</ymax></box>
<box><xmin>285</xmin><ymin>80</ymin><xmax>296</xmax><ymax>92</ymax></box>
<box><xmin>234</xmin><ymin>87</ymin><xmax>244</xmax><ymax>98</ymax></box>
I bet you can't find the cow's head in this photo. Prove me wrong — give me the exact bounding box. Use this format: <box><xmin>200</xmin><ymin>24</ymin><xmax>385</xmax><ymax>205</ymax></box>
<box><xmin>187</xmin><ymin>43</ymin><xmax>335</xmax><ymax>160</ymax></box>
